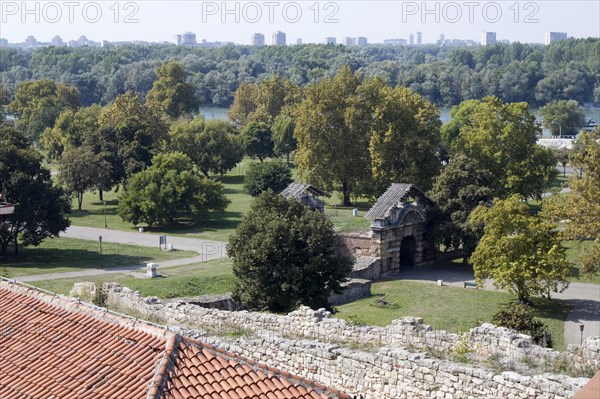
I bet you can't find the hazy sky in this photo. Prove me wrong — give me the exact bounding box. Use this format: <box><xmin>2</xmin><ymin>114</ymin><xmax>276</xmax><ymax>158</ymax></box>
<box><xmin>2</xmin><ymin>1</ymin><xmax>599</xmax><ymax>44</ymax></box>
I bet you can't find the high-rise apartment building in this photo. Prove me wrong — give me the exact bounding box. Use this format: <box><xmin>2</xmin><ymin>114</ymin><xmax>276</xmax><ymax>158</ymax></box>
<box><xmin>545</xmin><ymin>32</ymin><xmax>567</xmax><ymax>45</ymax></box>
<box><xmin>416</xmin><ymin>32</ymin><xmax>422</xmax><ymax>45</ymax></box>
<box><xmin>272</xmin><ymin>31</ymin><xmax>286</xmax><ymax>46</ymax></box>
<box><xmin>251</xmin><ymin>33</ymin><xmax>265</xmax><ymax>47</ymax></box>
<box><xmin>481</xmin><ymin>31</ymin><xmax>496</xmax><ymax>46</ymax></box>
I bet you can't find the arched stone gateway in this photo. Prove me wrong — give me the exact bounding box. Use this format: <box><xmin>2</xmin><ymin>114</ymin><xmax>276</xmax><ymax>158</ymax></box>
<box><xmin>363</xmin><ymin>183</ymin><xmax>436</xmax><ymax>274</ymax></box>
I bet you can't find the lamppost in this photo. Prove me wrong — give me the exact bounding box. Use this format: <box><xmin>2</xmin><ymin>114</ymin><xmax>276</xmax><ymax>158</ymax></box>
<box><xmin>99</xmin><ymin>235</ymin><xmax>103</xmax><ymax>268</ymax></box>
<box><xmin>579</xmin><ymin>322</ymin><xmax>585</xmax><ymax>346</ymax></box>
<box><xmin>103</xmin><ymin>201</ymin><xmax>107</xmax><ymax>228</ymax></box>
<box><xmin>551</xmin><ymin>121</ymin><xmax>562</xmax><ymax>138</ymax></box>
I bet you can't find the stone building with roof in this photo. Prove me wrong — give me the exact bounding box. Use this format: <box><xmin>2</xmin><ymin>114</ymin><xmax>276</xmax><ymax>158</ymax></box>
<box><xmin>280</xmin><ymin>183</ymin><xmax>330</xmax><ymax>213</ymax></box>
<box><xmin>0</xmin><ymin>280</ymin><xmax>350</xmax><ymax>399</ymax></box>
<box><xmin>337</xmin><ymin>184</ymin><xmax>437</xmax><ymax>277</ymax></box>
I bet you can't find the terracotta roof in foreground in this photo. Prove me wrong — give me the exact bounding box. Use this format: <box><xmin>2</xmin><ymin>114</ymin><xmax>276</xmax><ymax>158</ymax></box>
<box><xmin>0</xmin><ymin>280</ymin><xmax>349</xmax><ymax>399</ymax></box>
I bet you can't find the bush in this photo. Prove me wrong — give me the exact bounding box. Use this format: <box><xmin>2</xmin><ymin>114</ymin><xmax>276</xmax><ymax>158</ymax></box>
<box><xmin>244</xmin><ymin>161</ymin><xmax>293</xmax><ymax>197</ymax></box>
<box><xmin>228</xmin><ymin>191</ymin><xmax>352</xmax><ymax>313</ymax></box>
<box><xmin>492</xmin><ymin>302</ymin><xmax>553</xmax><ymax>347</ymax></box>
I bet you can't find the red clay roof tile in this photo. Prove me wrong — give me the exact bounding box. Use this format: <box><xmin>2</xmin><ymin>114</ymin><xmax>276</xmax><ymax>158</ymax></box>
<box><xmin>1</xmin><ymin>280</ymin><xmax>350</xmax><ymax>399</ymax></box>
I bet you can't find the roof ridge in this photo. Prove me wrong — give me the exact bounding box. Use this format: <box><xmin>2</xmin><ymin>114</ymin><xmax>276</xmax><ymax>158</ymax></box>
<box><xmin>147</xmin><ymin>333</ymin><xmax>182</xmax><ymax>399</ymax></box>
<box><xmin>179</xmin><ymin>336</ymin><xmax>352</xmax><ymax>399</ymax></box>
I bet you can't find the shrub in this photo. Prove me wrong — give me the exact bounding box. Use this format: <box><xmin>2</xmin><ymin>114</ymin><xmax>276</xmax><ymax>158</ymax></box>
<box><xmin>492</xmin><ymin>302</ymin><xmax>553</xmax><ymax>347</ymax></box>
<box><xmin>244</xmin><ymin>161</ymin><xmax>293</xmax><ymax>197</ymax></box>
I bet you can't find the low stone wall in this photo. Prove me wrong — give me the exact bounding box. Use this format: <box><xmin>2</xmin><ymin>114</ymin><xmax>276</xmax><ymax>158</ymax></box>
<box><xmin>164</xmin><ymin>293</ymin><xmax>242</xmax><ymax>311</ymax></box>
<box><xmin>193</xmin><ymin>334</ymin><xmax>589</xmax><ymax>399</ymax></box>
<box><xmin>349</xmin><ymin>257</ymin><xmax>381</xmax><ymax>280</ymax></box>
<box><xmin>74</xmin><ymin>283</ymin><xmax>598</xmax><ymax>398</ymax></box>
<box><xmin>336</xmin><ymin>233</ymin><xmax>379</xmax><ymax>259</ymax></box>
<box><xmin>329</xmin><ymin>279</ymin><xmax>372</xmax><ymax>306</ymax></box>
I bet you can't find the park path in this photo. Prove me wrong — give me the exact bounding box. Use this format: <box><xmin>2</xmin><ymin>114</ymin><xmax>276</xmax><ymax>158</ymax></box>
<box><xmin>395</xmin><ymin>265</ymin><xmax>600</xmax><ymax>348</ymax></box>
<box><xmin>15</xmin><ymin>226</ymin><xmax>227</xmax><ymax>283</ymax></box>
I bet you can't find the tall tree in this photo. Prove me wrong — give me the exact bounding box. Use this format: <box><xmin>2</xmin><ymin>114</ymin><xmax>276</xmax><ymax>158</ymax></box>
<box><xmin>8</xmin><ymin>80</ymin><xmax>80</xmax><ymax>141</ymax></box>
<box><xmin>539</xmin><ymin>100</ymin><xmax>586</xmax><ymax>137</ymax></box>
<box><xmin>228</xmin><ymin>191</ymin><xmax>352</xmax><ymax>312</ymax></box>
<box><xmin>146</xmin><ymin>62</ymin><xmax>199</xmax><ymax>118</ymax></box>
<box><xmin>117</xmin><ymin>152</ymin><xmax>229</xmax><ymax>226</ymax></box>
<box><xmin>240</xmin><ymin>121</ymin><xmax>275</xmax><ymax>162</ymax></box>
<box><xmin>58</xmin><ymin>147</ymin><xmax>111</xmax><ymax>210</ymax></box>
<box><xmin>369</xmin><ymin>85</ymin><xmax>442</xmax><ymax>192</ymax></box>
<box><xmin>469</xmin><ymin>195</ymin><xmax>570</xmax><ymax>303</ymax></box>
<box><xmin>272</xmin><ymin>114</ymin><xmax>296</xmax><ymax>165</ymax></box>
<box><xmin>0</xmin><ymin>127</ymin><xmax>70</xmax><ymax>255</ymax></box>
<box><xmin>453</xmin><ymin>96</ymin><xmax>557</xmax><ymax>199</ymax></box>
<box><xmin>40</xmin><ymin>104</ymin><xmax>101</xmax><ymax>160</ymax></box>
<box><xmin>543</xmin><ymin>129</ymin><xmax>600</xmax><ymax>277</ymax></box>
<box><xmin>96</xmin><ymin>92</ymin><xmax>168</xmax><ymax>186</ymax></box>
<box><xmin>170</xmin><ymin>118</ymin><xmax>244</xmax><ymax>177</ymax></box>
<box><xmin>294</xmin><ymin>67</ymin><xmax>372</xmax><ymax>205</ymax></box>
<box><xmin>428</xmin><ymin>155</ymin><xmax>494</xmax><ymax>259</ymax></box>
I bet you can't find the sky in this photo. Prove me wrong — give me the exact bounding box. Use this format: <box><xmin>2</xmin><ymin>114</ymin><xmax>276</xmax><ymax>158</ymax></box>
<box><xmin>1</xmin><ymin>1</ymin><xmax>599</xmax><ymax>45</ymax></box>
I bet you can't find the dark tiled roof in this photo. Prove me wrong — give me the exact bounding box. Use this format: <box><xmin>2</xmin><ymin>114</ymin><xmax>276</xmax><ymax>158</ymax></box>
<box><xmin>0</xmin><ymin>281</ymin><xmax>349</xmax><ymax>399</ymax></box>
<box><xmin>364</xmin><ymin>183</ymin><xmax>432</xmax><ymax>222</ymax></box>
<box><xmin>280</xmin><ymin>183</ymin><xmax>331</xmax><ymax>199</ymax></box>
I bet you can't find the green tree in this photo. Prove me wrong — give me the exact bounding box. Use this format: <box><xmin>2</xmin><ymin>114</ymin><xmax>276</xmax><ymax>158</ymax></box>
<box><xmin>428</xmin><ymin>155</ymin><xmax>493</xmax><ymax>259</ymax></box>
<box><xmin>117</xmin><ymin>152</ymin><xmax>229</xmax><ymax>226</ymax></box>
<box><xmin>170</xmin><ymin>118</ymin><xmax>244</xmax><ymax>177</ymax></box>
<box><xmin>294</xmin><ymin>67</ymin><xmax>372</xmax><ymax>205</ymax></box>
<box><xmin>539</xmin><ymin>100</ymin><xmax>585</xmax><ymax>137</ymax></box>
<box><xmin>58</xmin><ymin>147</ymin><xmax>112</xmax><ymax>210</ymax></box>
<box><xmin>40</xmin><ymin>104</ymin><xmax>101</xmax><ymax>160</ymax></box>
<box><xmin>272</xmin><ymin>114</ymin><xmax>296</xmax><ymax>165</ymax></box>
<box><xmin>440</xmin><ymin>99</ymin><xmax>480</xmax><ymax>153</ymax></box>
<box><xmin>0</xmin><ymin>126</ymin><xmax>70</xmax><ymax>255</ymax></box>
<box><xmin>97</xmin><ymin>92</ymin><xmax>168</xmax><ymax>186</ymax></box>
<box><xmin>468</xmin><ymin>195</ymin><xmax>570</xmax><ymax>303</ymax></box>
<box><xmin>8</xmin><ymin>80</ymin><xmax>80</xmax><ymax>141</ymax></box>
<box><xmin>369</xmin><ymin>85</ymin><xmax>442</xmax><ymax>192</ymax></box>
<box><xmin>453</xmin><ymin>96</ymin><xmax>557</xmax><ymax>199</ymax></box>
<box><xmin>228</xmin><ymin>82</ymin><xmax>259</xmax><ymax>126</ymax></box>
<box><xmin>228</xmin><ymin>191</ymin><xmax>352</xmax><ymax>312</ymax></box>
<box><xmin>146</xmin><ymin>62</ymin><xmax>199</xmax><ymax>118</ymax></box>
<box><xmin>543</xmin><ymin>129</ymin><xmax>600</xmax><ymax>278</ymax></box>
<box><xmin>244</xmin><ymin>161</ymin><xmax>293</xmax><ymax>197</ymax></box>
<box><xmin>240</xmin><ymin>121</ymin><xmax>275</xmax><ymax>162</ymax></box>
<box><xmin>549</xmin><ymin>147</ymin><xmax>571</xmax><ymax>177</ymax></box>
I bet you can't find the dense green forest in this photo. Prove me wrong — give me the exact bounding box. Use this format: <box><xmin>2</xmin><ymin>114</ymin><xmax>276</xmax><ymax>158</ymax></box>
<box><xmin>1</xmin><ymin>38</ymin><xmax>598</xmax><ymax>108</ymax></box>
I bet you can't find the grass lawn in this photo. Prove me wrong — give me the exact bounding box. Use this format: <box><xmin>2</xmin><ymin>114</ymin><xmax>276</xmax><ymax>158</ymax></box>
<box><xmin>67</xmin><ymin>157</ymin><xmax>375</xmax><ymax>240</ymax></box>
<box><xmin>0</xmin><ymin>237</ymin><xmax>196</xmax><ymax>278</ymax></box>
<box><xmin>564</xmin><ymin>240</ymin><xmax>600</xmax><ymax>283</ymax></box>
<box><xmin>28</xmin><ymin>259</ymin><xmax>234</xmax><ymax>299</ymax></box>
<box><xmin>334</xmin><ymin>280</ymin><xmax>570</xmax><ymax>350</ymax></box>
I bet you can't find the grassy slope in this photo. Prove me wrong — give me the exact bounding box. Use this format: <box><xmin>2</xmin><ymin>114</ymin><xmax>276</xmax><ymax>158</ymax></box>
<box><xmin>29</xmin><ymin>259</ymin><xmax>234</xmax><ymax>299</ymax></box>
<box><xmin>334</xmin><ymin>280</ymin><xmax>570</xmax><ymax>350</ymax></box>
<box><xmin>0</xmin><ymin>237</ymin><xmax>196</xmax><ymax>277</ymax></box>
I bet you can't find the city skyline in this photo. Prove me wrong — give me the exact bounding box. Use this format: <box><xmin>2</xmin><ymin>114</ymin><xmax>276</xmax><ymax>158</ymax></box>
<box><xmin>1</xmin><ymin>1</ymin><xmax>599</xmax><ymax>46</ymax></box>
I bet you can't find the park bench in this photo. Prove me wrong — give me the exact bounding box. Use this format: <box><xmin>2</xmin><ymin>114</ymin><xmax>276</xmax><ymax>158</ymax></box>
<box><xmin>463</xmin><ymin>281</ymin><xmax>478</xmax><ymax>289</ymax></box>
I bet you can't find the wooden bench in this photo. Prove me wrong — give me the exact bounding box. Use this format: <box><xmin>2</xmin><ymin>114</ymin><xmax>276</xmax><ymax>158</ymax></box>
<box><xmin>463</xmin><ymin>281</ymin><xmax>478</xmax><ymax>289</ymax></box>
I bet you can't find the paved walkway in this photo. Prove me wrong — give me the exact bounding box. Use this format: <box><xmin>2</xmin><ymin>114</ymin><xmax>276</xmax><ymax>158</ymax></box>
<box><xmin>15</xmin><ymin>226</ymin><xmax>227</xmax><ymax>283</ymax></box>
<box><xmin>395</xmin><ymin>265</ymin><xmax>600</xmax><ymax>347</ymax></box>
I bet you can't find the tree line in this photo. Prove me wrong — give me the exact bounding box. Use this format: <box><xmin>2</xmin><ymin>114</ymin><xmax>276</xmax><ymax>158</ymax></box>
<box><xmin>1</xmin><ymin>38</ymin><xmax>598</xmax><ymax>108</ymax></box>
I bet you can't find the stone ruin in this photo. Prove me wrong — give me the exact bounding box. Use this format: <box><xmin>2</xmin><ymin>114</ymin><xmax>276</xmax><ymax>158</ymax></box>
<box><xmin>70</xmin><ymin>282</ymin><xmax>598</xmax><ymax>399</ymax></box>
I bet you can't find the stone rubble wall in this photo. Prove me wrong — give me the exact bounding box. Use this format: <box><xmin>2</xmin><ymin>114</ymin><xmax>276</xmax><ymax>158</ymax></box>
<box><xmin>194</xmin><ymin>333</ymin><xmax>589</xmax><ymax>399</ymax></box>
<box><xmin>329</xmin><ymin>279</ymin><xmax>372</xmax><ymax>306</ymax></box>
<box><xmin>72</xmin><ymin>283</ymin><xmax>597</xmax><ymax>399</ymax></box>
<box><xmin>336</xmin><ymin>233</ymin><xmax>379</xmax><ymax>259</ymax></box>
